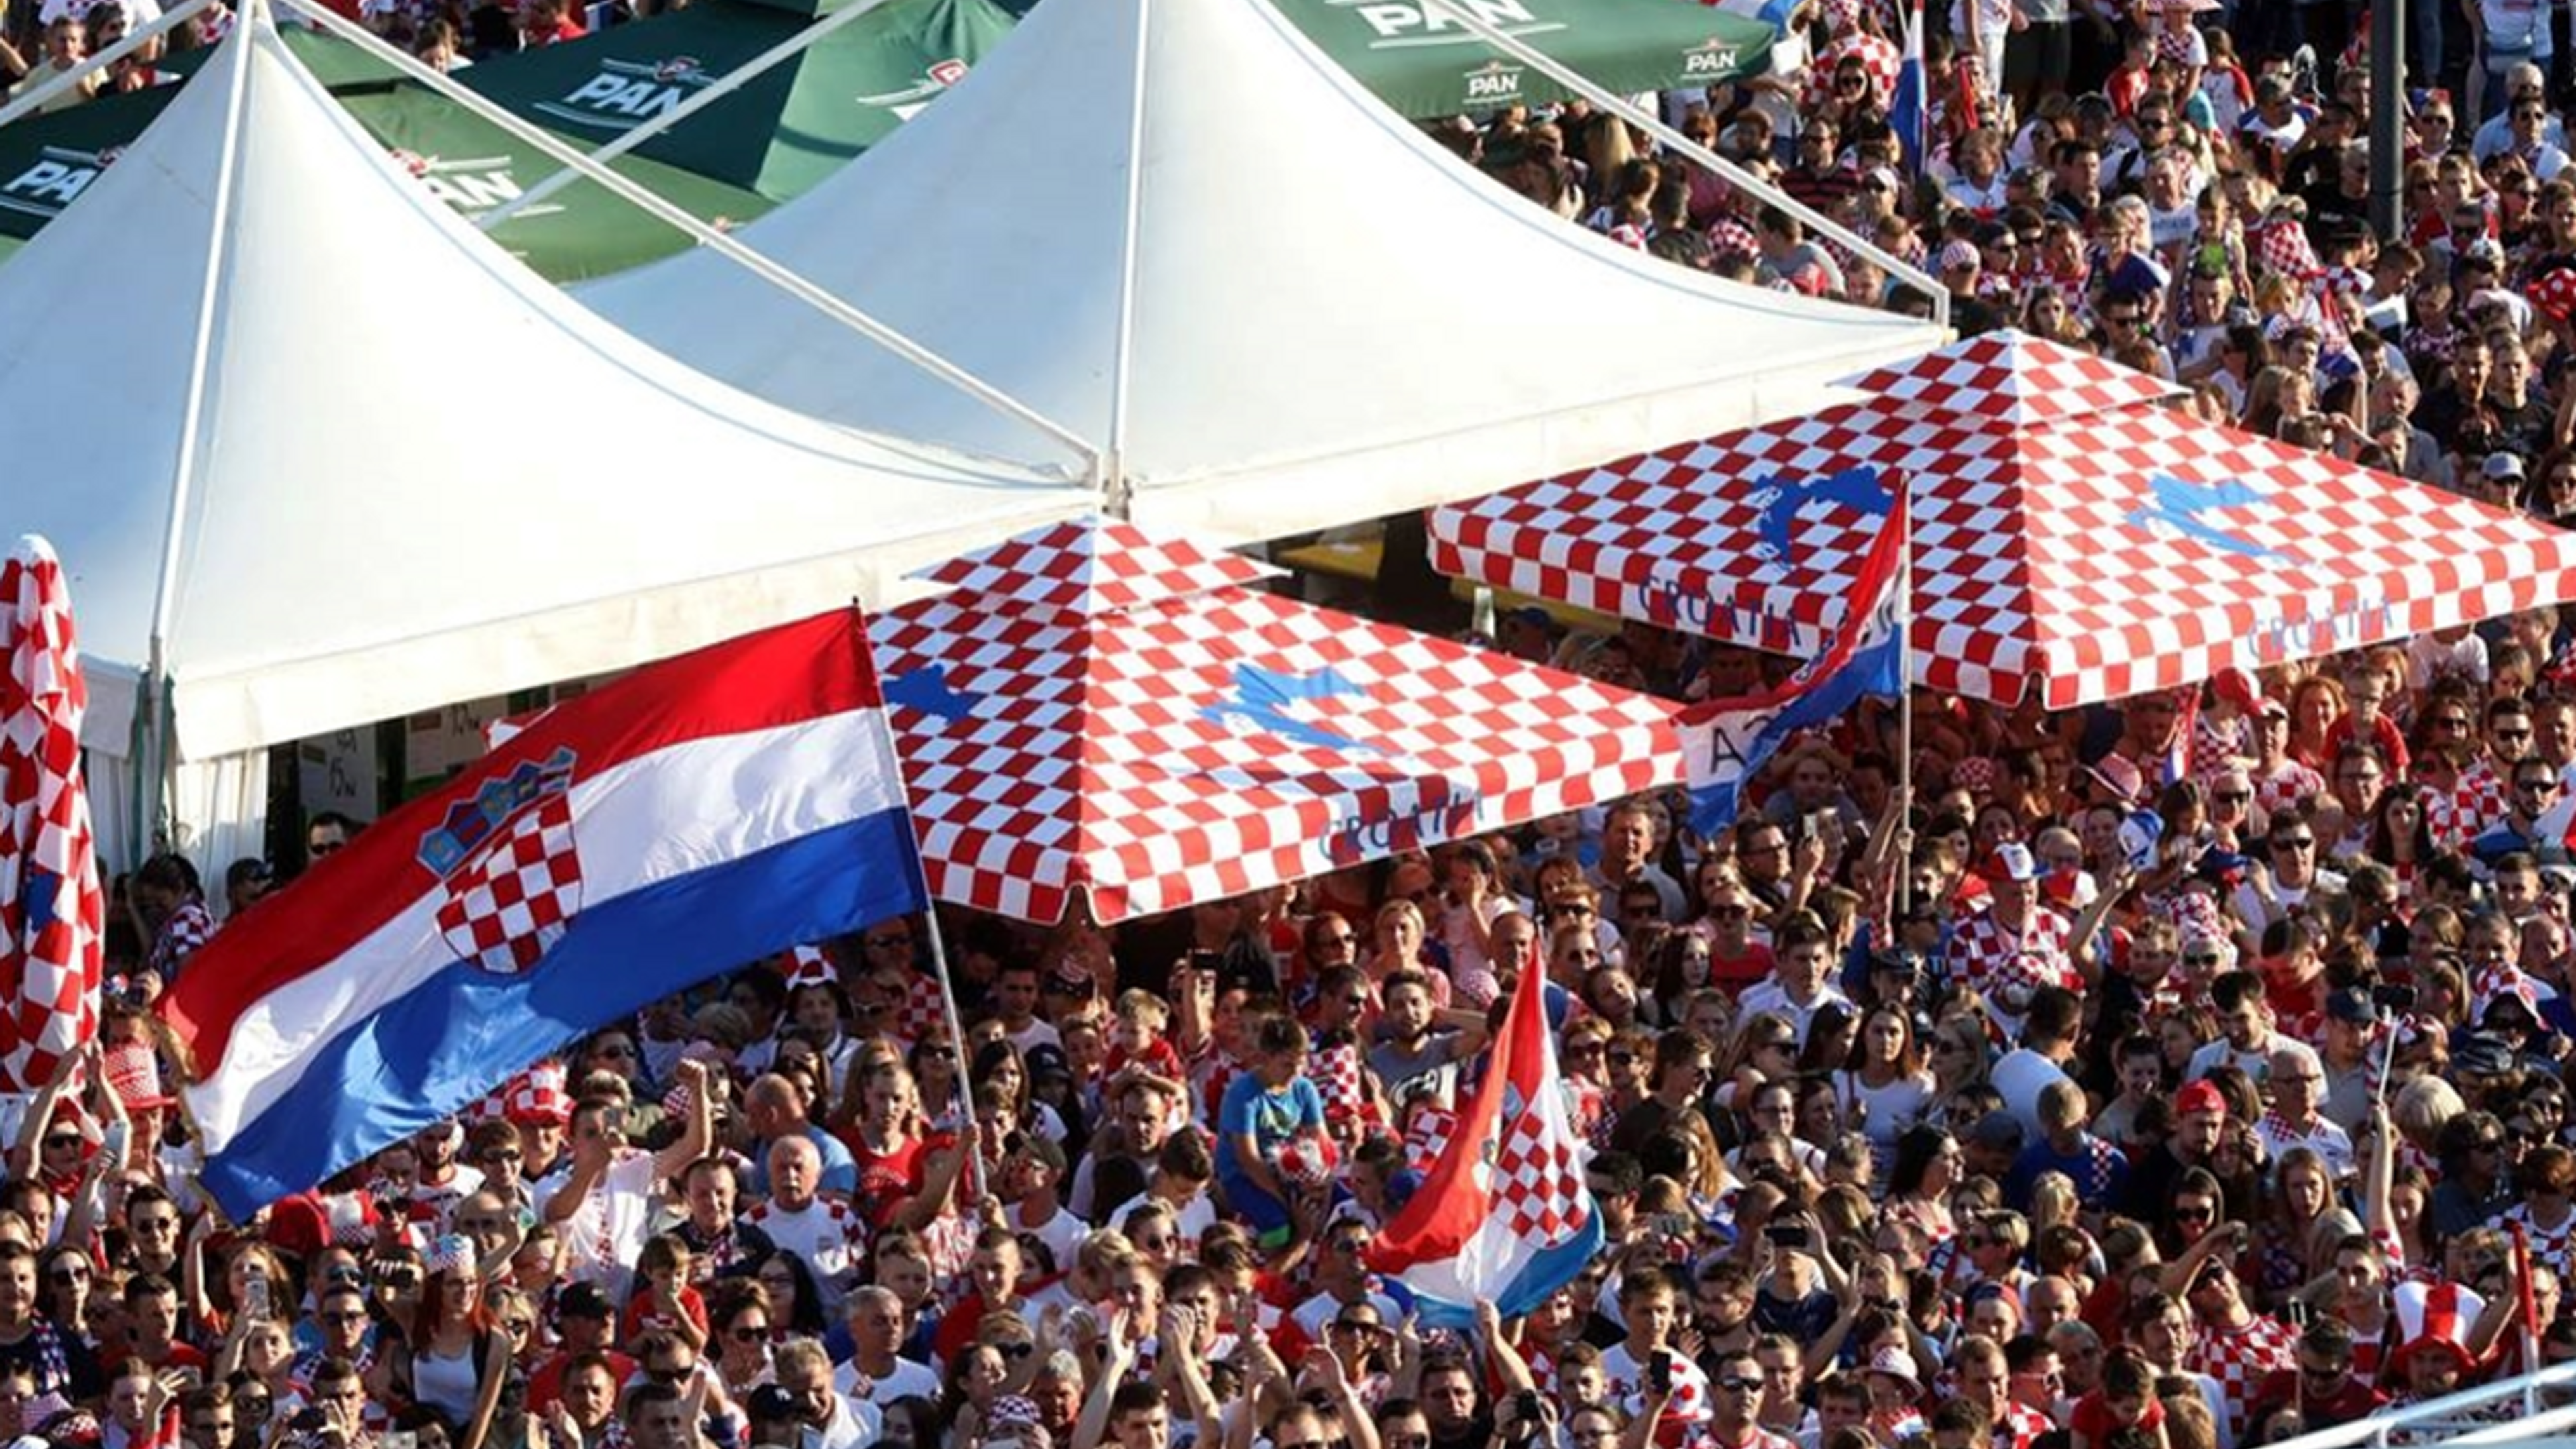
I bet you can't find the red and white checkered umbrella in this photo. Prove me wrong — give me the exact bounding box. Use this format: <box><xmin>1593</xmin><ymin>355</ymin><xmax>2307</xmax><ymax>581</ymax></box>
<box><xmin>1430</xmin><ymin>331</ymin><xmax>2576</xmax><ymax>709</ymax></box>
<box><xmin>874</xmin><ymin>518</ymin><xmax>1683</xmax><ymax>924</ymax></box>
<box><xmin>0</xmin><ymin>537</ymin><xmax>102</xmax><ymax>1093</ymax></box>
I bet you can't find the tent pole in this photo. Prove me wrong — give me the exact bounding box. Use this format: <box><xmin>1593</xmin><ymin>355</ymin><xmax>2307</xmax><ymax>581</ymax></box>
<box><xmin>142</xmin><ymin>0</ymin><xmax>259</xmax><ymax>854</ymax></box>
<box><xmin>0</xmin><ymin>0</ymin><xmax>213</xmax><ymax>131</ymax></box>
<box><xmin>1102</xmin><ymin>0</ymin><xmax>1151</xmax><ymax>519</ymax></box>
<box><xmin>478</xmin><ymin>0</ymin><xmax>907</xmax><ymax>231</ymax></box>
<box><xmin>281</xmin><ymin>0</ymin><xmax>1105</xmax><ymax>471</ymax></box>
<box><xmin>1419</xmin><ymin>0</ymin><xmax>1949</xmax><ymax>331</ymax></box>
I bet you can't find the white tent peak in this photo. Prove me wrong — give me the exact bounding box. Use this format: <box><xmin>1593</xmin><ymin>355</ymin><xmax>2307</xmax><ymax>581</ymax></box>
<box><xmin>0</xmin><ymin>7</ymin><xmax>1093</xmax><ymax>769</ymax></box>
<box><xmin>582</xmin><ymin>0</ymin><xmax>1949</xmax><ymax>543</ymax></box>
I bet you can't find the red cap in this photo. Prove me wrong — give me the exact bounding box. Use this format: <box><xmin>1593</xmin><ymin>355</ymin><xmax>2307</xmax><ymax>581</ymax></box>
<box><xmin>2174</xmin><ymin>1079</ymin><xmax>2228</xmax><ymax>1119</ymax></box>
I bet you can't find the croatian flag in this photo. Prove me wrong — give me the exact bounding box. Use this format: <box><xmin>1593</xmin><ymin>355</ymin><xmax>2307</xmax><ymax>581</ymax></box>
<box><xmin>1889</xmin><ymin>0</ymin><xmax>1927</xmax><ymax>171</ymax></box>
<box><xmin>162</xmin><ymin>610</ymin><xmax>927</xmax><ymax>1217</ymax></box>
<box><xmin>1679</xmin><ymin>487</ymin><xmax>1907</xmax><ymax>837</ymax></box>
<box><xmin>1364</xmin><ymin>936</ymin><xmax>1600</xmax><ymax>1329</ymax></box>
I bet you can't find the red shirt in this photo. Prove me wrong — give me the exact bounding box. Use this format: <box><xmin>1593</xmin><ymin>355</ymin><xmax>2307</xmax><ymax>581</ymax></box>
<box><xmin>525</xmin><ymin>1348</ymin><xmax>637</xmax><ymax>1414</ymax></box>
<box><xmin>840</xmin><ymin>1131</ymin><xmax>927</xmax><ymax>1232</ymax></box>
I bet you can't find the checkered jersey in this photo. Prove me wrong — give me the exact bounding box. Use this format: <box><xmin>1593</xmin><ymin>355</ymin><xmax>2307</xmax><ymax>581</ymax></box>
<box><xmin>1941</xmin><ymin>905</ymin><xmax>2077</xmax><ymax>1005</ymax></box>
<box><xmin>2431</xmin><ymin>759</ymin><xmax>2510</xmax><ymax>849</ymax></box>
<box><xmin>1429</xmin><ymin>331</ymin><xmax>2576</xmax><ymax>709</ymax></box>
<box><xmin>1996</xmin><ymin>1401</ymin><xmax>2054</xmax><ymax>1449</ymax></box>
<box><xmin>2255</xmin><ymin>1110</ymin><xmax>2353</xmax><ymax>1178</ymax></box>
<box><xmin>2186</xmin><ymin>1313</ymin><xmax>2297</xmax><ymax>1438</ymax></box>
<box><xmin>2492</xmin><ymin>1203</ymin><xmax>2576</xmax><ymax>1282</ymax></box>
<box><xmin>873</xmin><ymin>519</ymin><xmax>1683</xmax><ymax>925</ymax></box>
<box><xmin>1604</xmin><ymin>1342</ymin><xmax>1715</xmax><ymax>1449</ymax></box>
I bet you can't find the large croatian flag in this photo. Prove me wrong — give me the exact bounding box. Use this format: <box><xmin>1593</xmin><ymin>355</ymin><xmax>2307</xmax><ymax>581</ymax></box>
<box><xmin>162</xmin><ymin>610</ymin><xmax>926</xmax><ymax>1217</ymax></box>
<box><xmin>1679</xmin><ymin>486</ymin><xmax>1908</xmax><ymax>837</ymax></box>
<box><xmin>1364</xmin><ymin>945</ymin><xmax>1600</xmax><ymax>1328</ymax></box>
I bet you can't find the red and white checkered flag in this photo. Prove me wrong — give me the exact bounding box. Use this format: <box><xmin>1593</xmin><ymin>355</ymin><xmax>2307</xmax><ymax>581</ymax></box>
<box><xmin>0</xmin><ymin>537</ymin><xmax>101</xmax><ymax>1093</ymax></box>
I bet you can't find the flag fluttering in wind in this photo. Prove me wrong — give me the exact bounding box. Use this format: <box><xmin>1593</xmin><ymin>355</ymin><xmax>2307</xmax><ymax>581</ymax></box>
<box><xmin>0</xmin><ymin>535</ymin><xmax>103</xmax><ymax>1096</ymax></box>
<box><xmin>1364</xmin><ymin>945</ymin><xmax>1600</xmax><ymax>1328</ymax></box>
<box><xmin>162</xmin><ymin>609</ymin><xmax>929</xmax><ymax>1216</ymax></box>
<box><xmin>1678</xmin><ymin>484</ymin><xmax>1909</xmax><ymax>835</ymax></box>
<box><xmin>1890</xmin><ymin>0</ymin><xmax>1927</xmax><ymax>172</ymax></box>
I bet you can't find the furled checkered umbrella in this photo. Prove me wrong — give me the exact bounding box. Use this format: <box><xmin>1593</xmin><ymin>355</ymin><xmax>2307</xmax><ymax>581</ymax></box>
<box><xmin>1430</xmin><ymin>330</ymin><xmax>2576</xmax><ymax>709</ymax></box>
<box><xmin>873</xmin><ymin>517</ymin><xmax>1684</xmax><ymax>924</ymax></box>
<box><xmin>0</xmin><ymin>536</ymin><xmax>102</xmax><ymax>1093</ymax></box>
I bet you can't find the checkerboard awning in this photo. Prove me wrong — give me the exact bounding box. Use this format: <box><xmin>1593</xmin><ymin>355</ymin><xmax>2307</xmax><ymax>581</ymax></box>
<box><xmin>1430</xmin><ymin>330</ymin><xmax>2576</xmax><ymax>709</ymax></box>
<box><xmin>875</xmin><ymin>518</ymin><xmax>1683</xmax><ymax>924</ymax></box>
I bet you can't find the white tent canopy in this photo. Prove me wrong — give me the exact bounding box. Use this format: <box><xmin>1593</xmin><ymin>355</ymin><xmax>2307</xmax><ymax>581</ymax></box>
<box><xmin>0</xmin><ymin>11</ymin><xmax>1093</xmax><ymax>781</ymax></box>
<box><xmin>580</xmin><ymin>0</ymin><xmax>1949</xmax><ymax>543</ymax></box>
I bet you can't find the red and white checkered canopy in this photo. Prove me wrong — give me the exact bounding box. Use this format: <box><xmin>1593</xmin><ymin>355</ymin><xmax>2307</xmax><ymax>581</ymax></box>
<box><xmin>1430</xmin><ymin>331</ymin><xmax>2576</xmax><ymax>709</ymax></box>
<box><xmin>875</xmin><ymin>519</ymin><xmax>1683</xmax><ymax>924</ymax></box>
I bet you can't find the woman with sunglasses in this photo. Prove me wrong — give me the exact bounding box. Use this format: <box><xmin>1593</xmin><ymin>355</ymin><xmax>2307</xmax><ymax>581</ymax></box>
<box><xmin>1692</xmin><ymin>865</ymin><xmax>1775</xmax><ymax>994</ymax></box>
<box><xmin>703</xmin><ymin>1281</ymin><xmax>773</xmax><ymax>1400</ymax></box>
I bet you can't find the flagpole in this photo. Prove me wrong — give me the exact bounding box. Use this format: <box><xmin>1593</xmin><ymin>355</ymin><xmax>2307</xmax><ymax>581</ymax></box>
<box><xmin>1896</xmin><ymin>476</ymin><xmax>1915</xmax><ymax>919</ymax></box>
<box><xmin>843</xmin><ymin>602</ymin><xmax>984</xmax><ymax>1201</ymax></box>
<box><xmin>914</xmin><ymin>902</ymin><xmax>986</xmax><ymax>1200</ymax></box>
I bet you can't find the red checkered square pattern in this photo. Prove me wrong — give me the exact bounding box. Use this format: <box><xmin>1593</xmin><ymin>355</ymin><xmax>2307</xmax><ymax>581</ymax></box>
<box><xmin>0</xmin><ymin>540</ymin><xmax>100</xmax><ymax>1095</ymax></box>
<box><xmin>907</xmin><ymin>516</ymin><xmax>1279</xmax><ymax>619</ymax></box>
<box><xmin>1403</xmin><ymin>1106</ymin><xmax>1458</xmax><ymax>1175</ymax></box>
<box><xmin>1431</xmin><ymin>331</ymin><xmax>2576</xmax><ymax>709</ymax></box>
<box><xmin>1834</xmin><ymin>332</ymin><xmax>2184</xmax><ymax>426</ymax></box>
<box><xmin>1491</xmin><ymin>1110</ymin><xmax>1587</xmax><ymax>1245</ymax></box>
<box><xmin>434</xmin><ymin>796</ymin><xmax>581</xmax><ymax>973</ymax></box>
<box><xmin>872</xmin><ymin>521</ymin><xmax>1682</xmax><ymax>925</ymax></box>
<box><xmin>2186</xmin><ymin>1313</ymin><xmax>2297</xmax><ymax>1439</ymax></box>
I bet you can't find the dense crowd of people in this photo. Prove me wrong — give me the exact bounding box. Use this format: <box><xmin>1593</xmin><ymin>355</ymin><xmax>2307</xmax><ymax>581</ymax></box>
<box><xmin>1428</xmin><ymin>0</ymin><xmax>2576</xmax><ymax>515</ymax></box>
<box><xmin>34</xmin><ymin>624</ymin><xmax>2576</xmax><ymax>1449</ymax></box>
<box><xmin>4</xmin><ymin>0</ymin><xmax>2576</xmax><ymax>1447</ymax></box>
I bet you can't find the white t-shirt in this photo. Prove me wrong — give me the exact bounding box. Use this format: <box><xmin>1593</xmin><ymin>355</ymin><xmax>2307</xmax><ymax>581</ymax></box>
<box><xmin>833</xmin><ymin>1354</ymin><xmax>940</xmax><ymax>1404</ymax></box>
<box><xmin>533</xmin><ymin>1150</ymin><xmax>659</xmax><ymax>1303</ymax></box>
<box><xmin>1992</xmin><ymin>1048</ymin><xmax>2074</xmax><ymax>1140</ymax></box>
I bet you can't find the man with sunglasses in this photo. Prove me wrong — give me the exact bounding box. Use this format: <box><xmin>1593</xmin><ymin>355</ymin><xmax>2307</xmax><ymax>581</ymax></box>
<box><xmin>1700</xmin><ymin>1345</ymin><xmax>1793</xmax><ymax>1449</ymax></box>
<box><xmin>2471</xmin><ymin>757</ymin><xmax>2575</xmax><ymax>869</ymax></box>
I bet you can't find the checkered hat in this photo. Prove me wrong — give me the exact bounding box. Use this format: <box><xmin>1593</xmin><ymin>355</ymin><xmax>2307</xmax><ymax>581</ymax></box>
<box><xmin>778</xmin><ymin>945</ymin><xmax>834</xmax><ymax>992</ymax></box>
<box><xmin>2531</xmin><ymin>266</ymin><xmax>2576</xmax><ymax>324</ymax></box>
<box><xmin>875</xmin><ymin>518</ymin><xmax>1684</xmax><ymax>924</ymax></box>
<box><xmin>1430</xmin><ymin>330</ymin><xmax>2576</xmax><ymax>708</ymax></box>
<box><xmin>422</xmin><ymin>1233</ymin><xmax>476</xmax><ymax>1278</ymax></box>
<box><xmin>503</xmin><ymin>1061</ymin><xmax>572</xmax><ymax>1127</ymax></box>
<box><xmin>101</xmin><ymin>1041</ymin><xmax>172</xmax><ymax>1113</ymax></box>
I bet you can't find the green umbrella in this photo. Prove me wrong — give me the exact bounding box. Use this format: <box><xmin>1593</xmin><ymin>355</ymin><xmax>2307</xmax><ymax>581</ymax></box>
<box><xmin>1269</xmin><ymin>0</ymin><xmax>1772</xmax><ymax>118</ymax></box>
<box><xmin>0</xmin><ymin>0</ymin><xmax>1010</xmax><ymax>280</ymax></box>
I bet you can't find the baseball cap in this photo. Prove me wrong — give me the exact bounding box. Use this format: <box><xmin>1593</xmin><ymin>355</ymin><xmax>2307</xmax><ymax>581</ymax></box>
<box><xmin>746</xmin><ymin>1385</ymin><xmax>800</xmax><ymax>1422</ymax></box>
<box><xmin>558</xmin><ymin>1282</ymin><xmax>615</xmax><ymax>1319</ymax></box>
<box><xmin>1971</xmin><ymin>1109</ymin><xmax>2026</xmax><ymax>1149</ymax></box>
<box><xmin>2325</xmin><ymin>987</ymin><xmax>2379</xmax><ymax>1026</ymax></box>
<box><xmin>1981</xmin><ymin>843</ymin><xmax>2041</xmax><ymax>884</ymax></box>
<box><xmin>2484</xmin><ymin>453</ymin><xmax>2528</xmax><ymax>482</ymax></box>
<box><xmin>1938</xmin><ymin>239</ymin><xmax>1982</xmax><ymax>272</ymax></box>
<box><xmin>2174</xmin><ymin>1079</ymin><xmax>2228</xmax><ymax>1119</ymax></box>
